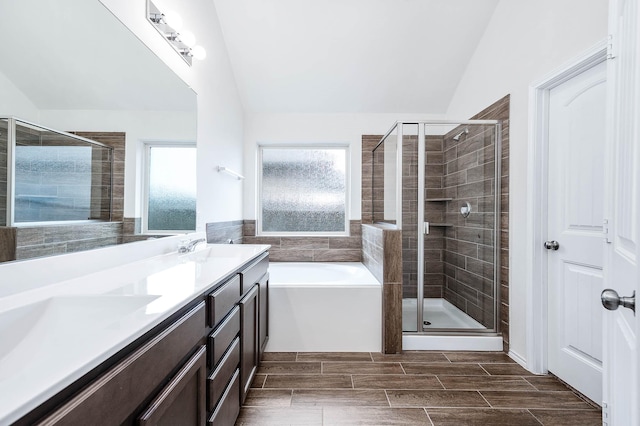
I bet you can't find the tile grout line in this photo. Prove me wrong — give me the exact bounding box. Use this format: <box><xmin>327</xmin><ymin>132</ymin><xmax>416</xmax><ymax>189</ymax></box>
<box><xmin>522</xmin><ymin>376</ymin><xmax>540</xmax><ymax>391</ymax></box>
<box><xmin>527</xmin><ymin>409</ymin><xmax>545</xmax><ymax>425</ymax></box>
<box><xmin>477</xmin><ymin>390</ymin><xmax>493</xmax><ymax>408</ymax></box>
<box><xmin>383</xmin><ymin>389</ymin><xmax>392</xmax><ymax>407</ymax></box>
<box><xmin>434</xmin><ymin>375</ymin><xmax>446</xmax><ymax>390</ymax></box>
<box><xmin>478</xmin><ymin>363</ymin><xmax>491</xmax><ymax>375</ymax></box>
<box><xmin>423</xmin><ymin>408</ymin><xmax>436</xmax><ymax>426</ymax></box>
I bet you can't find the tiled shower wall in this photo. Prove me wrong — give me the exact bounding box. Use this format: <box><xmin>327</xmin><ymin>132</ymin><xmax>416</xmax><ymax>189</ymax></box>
<box><xmin>401</xmin><ymin>135</ymin><xmax>450</xmax><ymax>300</ymax></box>
<box><xmin>441</xmin><ymin>124</ymin><xmax>500</xmax><ymax>329</ymax></box>
<box><xmin>474</xmin><ymin>95</ymin><xmax>510</xmax><ymax>351</ymax></box>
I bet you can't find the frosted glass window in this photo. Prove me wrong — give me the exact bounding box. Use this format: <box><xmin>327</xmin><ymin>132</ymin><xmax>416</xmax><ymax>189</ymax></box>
<box><xmin>259</xmin><ymin>147</ymin><xmax>348</xmax><ymax>234</ymax></box>
<box><xmin>146</xmin><ymin>145</ymin><xmax>196</xmax><ymax>232</ymax></box>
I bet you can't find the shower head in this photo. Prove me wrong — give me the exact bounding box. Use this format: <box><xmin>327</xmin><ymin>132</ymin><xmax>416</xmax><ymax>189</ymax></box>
<box><xmin>452</xmin><ymin>128</ymin><xmax>469</xmax><ymax>141</ymax></box>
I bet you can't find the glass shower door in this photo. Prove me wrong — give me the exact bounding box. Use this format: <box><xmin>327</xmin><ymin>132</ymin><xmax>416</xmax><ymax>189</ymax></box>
<box><xmin>399</xmin><ymin>124</ymin><xmax>420</xmax><ymax>332</ymax></box>
<box><xmin>421</xmin><ymin>122</ymin><xmax>501</xmax><ymax>332</ymax></box>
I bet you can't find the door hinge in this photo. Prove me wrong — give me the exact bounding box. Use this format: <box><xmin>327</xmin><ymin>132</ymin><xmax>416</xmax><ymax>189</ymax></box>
<box><xmin>423</xmin><ymin>221</ymin><xmax>429</xmax><ymax>235</ymax></box>
<box><xmin>602</xmin><ymin>401</ymin><xmax>609</xmax><ymax>425</ymax></box>
<box><xmin>603</xmin><ymin>219</ymin><xmax>612</xmax><ymax>243</ymax></box>
<box><xmin>607</xmin><ymin>34</ymin><xmax>616</xmax><ymax>59</ymax></box>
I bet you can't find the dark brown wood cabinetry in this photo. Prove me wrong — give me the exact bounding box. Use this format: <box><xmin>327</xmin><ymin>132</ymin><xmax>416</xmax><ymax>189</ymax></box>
<box><xmin>258</xmin><ymin>272</ymin><xmax>269</xmax><ymax>357</ymax></box>
<box><xmin>35</xmin><ymin>302</ymin><xmax>207</xmax><ymax>426</ymax></box>
<box><xmin>137</xmin><ymin>345</ymin><xmax>207</xmax><ymax>425</ymax></box>
<box><xmin>239</xmin><ymin>285</ymin><xmax>259</xmax><ymax>404</ymax></box>
<box><xmin>20</xmin><ymin>251</ymin><xmax>269</xmax><ymax>426</ymax></box>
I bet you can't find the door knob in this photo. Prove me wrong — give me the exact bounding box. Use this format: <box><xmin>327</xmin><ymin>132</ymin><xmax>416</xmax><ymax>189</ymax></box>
<box><xmin>544</xmin><ymin>240</ymin><xmax>560</xmax><ymax>250</ymax></box>
<box><xmin>601</xmin><ymin>289</ymin><xmax>636</xmax><ymax>314</ymax></box>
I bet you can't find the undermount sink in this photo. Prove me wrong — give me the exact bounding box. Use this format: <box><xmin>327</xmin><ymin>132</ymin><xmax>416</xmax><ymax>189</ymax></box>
<box><xmin>0</xmin><ymin>295</ymin><xmax>159</xmax><ymax>377</ymax></box>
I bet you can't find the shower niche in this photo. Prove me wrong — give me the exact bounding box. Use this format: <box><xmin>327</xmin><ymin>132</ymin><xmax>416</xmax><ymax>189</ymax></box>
<box><xmin>373</xmin><ymin>121</ymin><xmax>501</xmax><ymax>335</ymax></box>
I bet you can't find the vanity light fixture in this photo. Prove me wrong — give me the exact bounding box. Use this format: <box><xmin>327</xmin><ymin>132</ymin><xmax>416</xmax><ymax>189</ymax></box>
<box><xmin>147</xmin><ymin>0</ymin><xmax>206</xmax><ymax>66</ymax></box>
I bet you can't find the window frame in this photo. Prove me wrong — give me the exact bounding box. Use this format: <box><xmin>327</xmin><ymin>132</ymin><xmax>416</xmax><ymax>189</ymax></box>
<box><xmin>257</xmin><ymin>144</ymin><xmax>350</xmax><ymax>237</ymax></box>
<box><xmin>142</xmin><ymin>141</ymin><xmax>197</xmax><ymax>235</ymax></box>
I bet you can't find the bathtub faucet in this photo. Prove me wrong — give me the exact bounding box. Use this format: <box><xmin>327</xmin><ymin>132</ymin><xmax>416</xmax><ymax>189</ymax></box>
<box><xmin>178</xmin><ymin>238</ymin><xmax>206</xmax><ymax>253</ymax></box>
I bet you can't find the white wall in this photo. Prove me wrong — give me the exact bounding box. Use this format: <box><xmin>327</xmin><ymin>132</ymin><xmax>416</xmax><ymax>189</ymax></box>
<box><xmin>0</xmin><ymin>70</ymin><xmax>39</xmax><ymax>121</ymax></box>
<box><xmin>445</xmin><ymin>0</ymin><xmax>609</xmax><ymax>362</ymax></box>
<box><xmin>101</xmin><ymin>0</ymin><xmax>244</xmax><ymax>226</ymax></box>
<box><xmin>242</xmin><ymin>113</ymin><xmax>444</xmax><ymax>220</ymax></box>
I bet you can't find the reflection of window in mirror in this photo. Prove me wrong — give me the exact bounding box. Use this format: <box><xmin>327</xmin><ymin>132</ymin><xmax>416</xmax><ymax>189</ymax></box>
<box><xmin>143</xmin><ymin>143</ymin><xmax>196</xmax><ymax>233</ymax></box>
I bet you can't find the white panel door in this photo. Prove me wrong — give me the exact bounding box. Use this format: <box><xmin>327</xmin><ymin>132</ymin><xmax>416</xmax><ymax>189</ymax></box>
<box><xmin>602</xmin><ymin>0</ymin><xmax>639</xmax><ymax>424</ymax></box>
<box><xmin>547</xmin><ymin>60</ymin><xmax>607</xmax><ymax>404</ymax></box>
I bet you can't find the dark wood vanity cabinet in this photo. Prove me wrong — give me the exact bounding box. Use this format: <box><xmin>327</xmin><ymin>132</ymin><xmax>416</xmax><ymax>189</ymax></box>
<box><xmin>239</xmin><ymin>284</ymin><xmax>259</xmax><ymax>404</ymax></box>
<box><xmin>137</xmin><ymin>345</ymin><xmax>208</xmax><ymax>425</ymax></box>
<box><xmin>35</xmin><ymin>302</ymin><xmax>207</xmax><ymax>426</ymax></box>
<box><xmin>23</xmin><ymin>251</ymin><xmax>268</xmax><ymax>426</ymax></box>
<box><xmin>258</xmin><ymin>272</ymin><xmax>269</xmax><ymax>357</ymax></box>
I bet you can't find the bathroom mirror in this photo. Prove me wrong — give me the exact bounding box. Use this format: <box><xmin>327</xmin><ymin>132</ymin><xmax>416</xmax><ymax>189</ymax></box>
<box><xmin>0</xmin><ymin>0</ymin><xmax>197</xmax><ymax>261</ymax></box>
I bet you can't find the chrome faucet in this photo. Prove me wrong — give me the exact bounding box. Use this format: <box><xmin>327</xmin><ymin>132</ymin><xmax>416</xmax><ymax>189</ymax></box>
<box><xmin>178</xmin><ymin>238</ymin><xmax>207</xmax><ymax>253</ymax></box>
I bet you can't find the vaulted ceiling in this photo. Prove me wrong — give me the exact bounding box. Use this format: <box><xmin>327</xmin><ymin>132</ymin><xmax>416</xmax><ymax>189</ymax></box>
<box><xmin>213</xmin><ymin>0</ymin><xmax>499</xmax><ymax>114</ymax></box>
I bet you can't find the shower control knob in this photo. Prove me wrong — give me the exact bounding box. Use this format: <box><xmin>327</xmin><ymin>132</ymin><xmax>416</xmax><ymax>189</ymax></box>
<box><xmin>544</xmin><ymin>240</ymin><xmax>560</xmax><ymax>250</ymax></box>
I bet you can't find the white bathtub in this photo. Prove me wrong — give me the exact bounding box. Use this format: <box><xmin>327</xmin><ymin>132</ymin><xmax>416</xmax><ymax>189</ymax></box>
<box><xmin>266</xmin><ymin>262</ymin><xmax>382</xmax><ymax>352</ymax></box>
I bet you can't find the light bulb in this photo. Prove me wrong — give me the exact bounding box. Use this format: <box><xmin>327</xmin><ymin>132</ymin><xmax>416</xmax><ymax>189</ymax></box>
<box><xmin>162</xmin><ymin>10</ymin><xmax>183</xmax><ymax>31</ymax></box>
<box><xmin>179</xmin><ymin>30</ymin><xmax>196</xmax><ymax>48</ymax></box>
<box><xmin>191</xmin><ymin>45</ymin><xmax>207</xmax><ymax>60</ymax></box>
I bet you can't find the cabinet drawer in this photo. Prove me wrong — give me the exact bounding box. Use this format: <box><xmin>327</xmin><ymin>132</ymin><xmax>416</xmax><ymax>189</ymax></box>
<box><xmin>207</xmin><ymin>337</ymin><xmax>240</xmax><ymax>411</ymax></box>
<box><xmin>240</xmin><ymin>253</ymin><xmax>268</xmax><ymax>294</ymax></box>
<box><xmin>208</xmin><ymin>369</ymin><xmax>240</xmax><ymax>426</ymax></box>
<box><xmin>207</xmin><ymin>274</ymin><xmax>240</xmax><ymax>328</ymax></box>
<box><xmin>208</xmin><ymin>306</ymin><xmax>240</xmax><ymax>368</ymax></box>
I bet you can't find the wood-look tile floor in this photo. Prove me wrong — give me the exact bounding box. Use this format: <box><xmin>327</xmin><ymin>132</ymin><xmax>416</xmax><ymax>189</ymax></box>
<box><xmin>236</xmin><ymin>351</ymin><xmax>601</xmax><ymax>425</ymax></box>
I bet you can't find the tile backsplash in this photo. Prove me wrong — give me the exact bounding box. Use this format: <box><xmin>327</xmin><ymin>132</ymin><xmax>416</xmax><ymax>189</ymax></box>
<box><xmin>240</xmin><ymin>220</ymin><xmax>362</xmax><ymax>262</ymax></box>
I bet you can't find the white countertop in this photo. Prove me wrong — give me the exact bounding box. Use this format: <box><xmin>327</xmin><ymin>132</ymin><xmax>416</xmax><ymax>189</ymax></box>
<box><xmin>0</xmin><ymin>243</ymin><xmax>269</xmax><ymax>425</ymax></box>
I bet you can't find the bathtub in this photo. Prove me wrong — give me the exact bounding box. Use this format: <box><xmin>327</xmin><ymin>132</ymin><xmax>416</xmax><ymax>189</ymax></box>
<box><xmin>265</xmin><ymin>262</ymin><xmax>382</xmax><ymax>352</ymax></box>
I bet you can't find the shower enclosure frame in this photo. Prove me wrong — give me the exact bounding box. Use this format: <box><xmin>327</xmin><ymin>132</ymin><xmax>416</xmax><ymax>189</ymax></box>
<box><xmin>374</xmin><ymin>120</ymin><xmax>502</xmax><ymax>336</ymax></box>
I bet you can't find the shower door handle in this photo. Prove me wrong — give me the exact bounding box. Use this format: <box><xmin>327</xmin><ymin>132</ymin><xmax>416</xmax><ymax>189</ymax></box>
<box><xmin>544</xmin><ymin>240</ymin><xmax>560</xmax><ymax>250</ymax></box>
